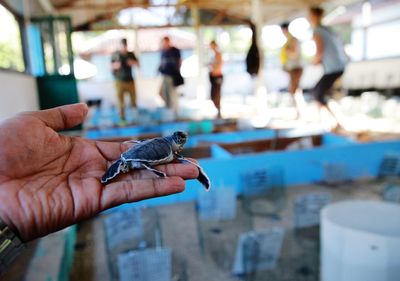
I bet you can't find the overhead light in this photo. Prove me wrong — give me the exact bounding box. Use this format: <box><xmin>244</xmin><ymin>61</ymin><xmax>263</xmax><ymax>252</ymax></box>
<box><xmin>220</xmin><ymin>31</ymin><xmax>231</xmax><ymax>46</ymax></box>
<box><xmin>150</xmin><ymin>0</ymin><xmax>178</xmax><ymax>5</ymax></box>
<box><xmin>289</xmin><ymin>17</ymin><xmax>312</xmax><ymax>41</ymax></box>
<box><xmin>262</xmin><ymin>25</ymin><xmax>287</xmax><ymax>49</ymax></box>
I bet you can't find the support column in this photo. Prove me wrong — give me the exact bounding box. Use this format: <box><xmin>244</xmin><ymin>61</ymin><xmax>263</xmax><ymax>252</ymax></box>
<box><xmin>23</xmin><ymin>0</ymin><xmax>32</xmax><ymax>74</ymax></box>
<box><xmin>252</xmin><ymin>0</ymin><xmax>264</xmax><ymax>77</ymax></box>
<box><xmin>132</xmin><ymin>25</ymin><xmax>141</xmax><ymax>77</ymax></box>
<box><xmin>133</xmin><ymin>26</ymin><xmax>140</xmax><ymax>56</ymax></box>
<box><xmin>251</xmin><ymin>0</ymin><xmax>268</xmax><ymax>112</ymax></box>
<box><xmin>192</xmin><ymin>4</ymin><xmax>206</xmax><ymax>100</ymax></box>
<box><xmin>361</xmin><ymin>1</ymin><xmax>371</xmax><ymax>60</ymax></box>
<box><xmin>128</xmin><ymin>10</ymin><xmax>141</xmax><ymax>78</ymax></box>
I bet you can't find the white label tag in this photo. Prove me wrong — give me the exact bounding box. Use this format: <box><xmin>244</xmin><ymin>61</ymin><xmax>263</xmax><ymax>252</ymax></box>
<box><xmin>294</xmin><ymin>193</ymin><xmax>331</xmax><ymax>228</ymax></box>
<box><xmin>117</xmin><ymin>248</ymin><xmax>171</xmax><ymax>281</ymax></box>
<box><xmin>197</xmin><ymin>188</ymin><xmax>236</xmax><ymax>220</ymax></box>
<box><xmin>232</xmin><ymin>228</ymin><xmax>285</xmax><ymax>275</ymax></box>
<box><xmin>383</xmin><ymin>183</ymin><xmax>400</xmax><ymax>203</ymax></box>
<box><xmin>104</xmin><ymin>208</ymin><xmax>143</xmax><ymax>249</ymax></box>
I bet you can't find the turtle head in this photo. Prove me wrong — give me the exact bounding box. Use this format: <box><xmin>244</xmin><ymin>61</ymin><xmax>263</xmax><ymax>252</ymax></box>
<box><xmin>171</xmin><ymin>131</ymin><xmax>187</xmax><ymax>152</ymax></box>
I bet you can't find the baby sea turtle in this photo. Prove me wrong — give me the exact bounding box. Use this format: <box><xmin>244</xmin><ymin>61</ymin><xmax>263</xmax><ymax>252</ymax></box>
<box><xmin>101</xmin><ymin>131</ymin><xmax>210</xmax><ymax>190</ymax></box>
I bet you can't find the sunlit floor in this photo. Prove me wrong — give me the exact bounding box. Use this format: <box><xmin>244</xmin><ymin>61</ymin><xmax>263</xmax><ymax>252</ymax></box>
<box><xmin>84</xmin><ymin>91</ymin><xmax>400</xmax><ymax>137</ymax></box>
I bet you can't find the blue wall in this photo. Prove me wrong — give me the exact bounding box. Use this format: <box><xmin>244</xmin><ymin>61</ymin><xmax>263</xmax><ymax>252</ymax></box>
<box><xmin>118</xmin><ymin>139</ymin><xmax>400</xmax><ymax>209</ymax></box>
<box><xmin>87</xmin><ymin>125</ymin><xmax>348</xmax><ymax>147</ymax></box>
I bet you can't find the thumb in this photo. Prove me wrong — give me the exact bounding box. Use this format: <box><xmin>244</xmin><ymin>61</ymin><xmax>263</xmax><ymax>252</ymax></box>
<box><xmin>29</xmin><ymin>103</ymin><xmax>88</xmax><ymax>131</ymax></box>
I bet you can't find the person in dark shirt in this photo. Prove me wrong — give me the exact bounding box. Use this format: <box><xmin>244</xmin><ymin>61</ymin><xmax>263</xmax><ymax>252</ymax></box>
<box><xmin>111</xmin><ymin>38</ymin><xmax>139</xmax><ymax>124</ymax></box>
<box><xmin>158</xmin><ymin>36</ymin><xmax>182</xmax><ymax>116</ymax></box>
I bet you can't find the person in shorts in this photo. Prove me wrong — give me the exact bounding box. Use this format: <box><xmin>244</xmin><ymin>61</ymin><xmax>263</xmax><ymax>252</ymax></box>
<box><xmin>280</xmin><ymin>22</ymin><xmax>304</xmax><ymax>118</ymax></box>
<box><xmin>309</xmin><ymin>7</ymin><xmax>348</xmax><ymax>128</ymax></box>
<box><xmin>111</xmin><ymin>38</ymin><xmax>139</xmax><ymax>125</ymax></box>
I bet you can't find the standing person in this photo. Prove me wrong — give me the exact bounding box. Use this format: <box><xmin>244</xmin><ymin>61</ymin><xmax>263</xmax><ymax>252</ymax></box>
<box><xmin>280</xmin><ymin>22</ymin><xmax>305</xmax><ymax>119</ymax></box>
<box><xmin>111</xmin><ymin>38</ymin><xmax>139</xmax><ymax>125</ymax></box>
<box><xmin>158</xmin><ymin>36</ymin><xmax>183</xmax><ymax>117</ymax></box>
<box><xmin>209</xmin><ymin>40</ymin><xmax>223</xmax><ymax>118</ymax></box>
<box><xmin>309</xmin><ymin>7</ymin><xmax>348</xmax><ymax>129</ymax></box>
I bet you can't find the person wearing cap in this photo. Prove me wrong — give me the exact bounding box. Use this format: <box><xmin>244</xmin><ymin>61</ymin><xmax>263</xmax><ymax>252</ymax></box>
<box><xmin>111</xmin><ymin>38</ymin><xmax>140</xmax><ymax>125</ymax></box>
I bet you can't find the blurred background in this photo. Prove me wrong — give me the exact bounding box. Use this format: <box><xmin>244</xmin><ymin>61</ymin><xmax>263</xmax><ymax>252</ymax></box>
<box><xmin>1</xmin><ymin>0</ymin><xmax>400</xmax><ymax>281</ymax></box>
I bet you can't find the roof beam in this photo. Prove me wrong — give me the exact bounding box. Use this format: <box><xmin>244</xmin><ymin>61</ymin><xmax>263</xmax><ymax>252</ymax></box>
<box><xmin>209</xmin><ymin>10</ymin><xmax>227</xmax><ymax>25</ymax></box>
<box><xmin>53</xmin><ymin>0</ymin><xmax>81</xmax><ymax>9</ymax></box>
<box><xmin>50</xmin><ymin>0</ymin><xmax>341</xmax><ymax>14</ymax></box>
<box><xmin>57</xmin><ymin>0</ymin><xmax>334</xmax><ymax>29</ymax></box>
<box><xmin>56</xmin><ymin>1</ymin><xmax>181</xmax><ymax>11</ymax></box>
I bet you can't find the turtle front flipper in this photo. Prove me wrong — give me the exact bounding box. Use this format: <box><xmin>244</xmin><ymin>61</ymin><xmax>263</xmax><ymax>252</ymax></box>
<box><xmin>123</xmin><ymin>139</ymin><xmax>145</xmax><ymax>145</ymax></box>
<box><xmin>101</xmin><ymin>159</ymin><xmax>124</xmax><ymax>184</ymax></box>
<box><xmin>176</xmin><ymin>155</ymin><xmax>211</xmax><ymax>191</ymax></box>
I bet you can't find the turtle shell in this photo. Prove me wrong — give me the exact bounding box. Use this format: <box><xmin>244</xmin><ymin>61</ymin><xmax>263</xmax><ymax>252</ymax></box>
<box><xmin>121</xmin><ymin>137</ymin><xmax>174</xmax><ymax>164</ymax></box>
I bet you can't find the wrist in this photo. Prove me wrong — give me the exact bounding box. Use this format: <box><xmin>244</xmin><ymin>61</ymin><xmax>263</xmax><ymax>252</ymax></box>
<box><xmin>0</xmin><ymin>215</ymin><xmax>25</xmax><ymax>273</ymax></box>
<box><xmin>0</xmin><ymin>203</ymin><xmax>24</xmax><ymax>242</ymax></box>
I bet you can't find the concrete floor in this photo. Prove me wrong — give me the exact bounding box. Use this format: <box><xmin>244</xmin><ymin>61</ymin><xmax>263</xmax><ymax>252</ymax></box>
<box><xmin>67</xmin><ymin>179</ymin><xmax>387</xmax><ymax>281</ymax></box>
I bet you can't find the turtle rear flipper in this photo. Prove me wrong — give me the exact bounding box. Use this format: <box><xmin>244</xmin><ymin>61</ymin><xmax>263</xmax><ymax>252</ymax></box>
<box><xmin>101</xmin><ymin>159</ymin><xmax>124</xmax><ymax>184</ymax></box>
<box><xmin>197</xmin><ymin>170</ymin><xmax>211</xmax><ymax>191</ymax></box>
<box><xmin>176</xmin><ymin>155</ymin><xmax>211</xmax><ymax>191</ymax></box>
<box><xmin>140</xmin><ymin>163</ymin><xmax>167</xmax><ymax>177</ymax></box>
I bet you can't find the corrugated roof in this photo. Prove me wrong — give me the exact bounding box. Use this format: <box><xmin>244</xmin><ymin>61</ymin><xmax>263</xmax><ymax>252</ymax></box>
<box><xmin>2</xmin><ymin>0</ymin><xmax>365</xmax><ymax>29</ymax></box>
<box><xmin>48</xmin><ymin>0</ymin><xmax>363</xmax><ymax>29</ymax></box>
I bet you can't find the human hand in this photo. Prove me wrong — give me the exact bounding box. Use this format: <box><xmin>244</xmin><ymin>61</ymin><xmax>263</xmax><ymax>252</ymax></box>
<box><xmin>0</xmin><ymin>104</ymin><xmax>198</xmax><ymax>241</ymax></box>
<box><xmin>112</xmin><ymin>61</ymin><xmax>121</xmax><ymax>70</ymax></box>
<box><xmin>127</xmin><ymin>59</ymin><xmax>139</xmax><ymax>67</ymax></box>
<box><xmin>312</xmin><ymin>56</ymin><xmax>321</xmax><ymax>65</ymax></box>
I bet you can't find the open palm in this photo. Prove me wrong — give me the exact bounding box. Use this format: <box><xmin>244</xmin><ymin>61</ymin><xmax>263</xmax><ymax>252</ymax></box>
<box><xmin>0</xmin><ymin>104</ymin><xmax>198</xmax><ymax>241</ymax></box>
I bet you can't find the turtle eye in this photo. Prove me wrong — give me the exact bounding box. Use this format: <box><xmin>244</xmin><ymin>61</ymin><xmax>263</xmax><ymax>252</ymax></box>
<box><xmin>174</xmin><ymin>131</ymin><xmax>187</xmax><ymax>144</ymax></box>
<box><xmin>178</xmin><ymin>131</ymin><xmax>187</xmax><ymax>139</ymax></box>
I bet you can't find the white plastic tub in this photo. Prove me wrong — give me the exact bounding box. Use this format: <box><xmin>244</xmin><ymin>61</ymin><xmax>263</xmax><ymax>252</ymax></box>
<box><xmin>321</xmin><ymin>200</ymin><xmax>400</xmax><ymax>281</ymax></box>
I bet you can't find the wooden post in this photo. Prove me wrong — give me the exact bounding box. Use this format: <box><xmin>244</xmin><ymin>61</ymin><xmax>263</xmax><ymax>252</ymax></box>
<box><xmin>192</xmin><ymin>4</ymin><xmax>206</xmax><ymax>100</ymax></box>
<box><xmin>66</xmin><ymin>18</ymin><xmax>74</xmax><ymax>75</ymax></box>
<box><xmin>133</xmin><ymin>26</ymin><xmax>140</xmax><ymax>57</ymax></box>
<box><xmin>251</xmin><ymin>0</ymin><xmax>268</xmax><ymax>108</ymax></box>
<box><xmin>252</xmin><ymin>0</ymin><xmax>264</xmax><ymax>76</ymax></box>
<box><xmin>361</xmin><ymin>1</ymin><xmax>371</xmax><ymax>60</ymax></box>
<box><xmin>22</xmin><ymin>0</ymin><xmax>32</xmax><ymax>73</ymax></box>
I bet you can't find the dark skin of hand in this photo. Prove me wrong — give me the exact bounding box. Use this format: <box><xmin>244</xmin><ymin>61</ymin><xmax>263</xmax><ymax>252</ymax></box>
<box><xmin>0</xmin><ymin>103</ymin><xmax>199</xmax><ymax>241</ymax></box>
